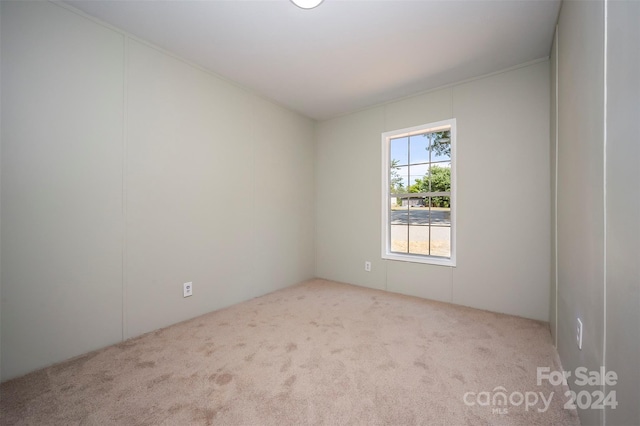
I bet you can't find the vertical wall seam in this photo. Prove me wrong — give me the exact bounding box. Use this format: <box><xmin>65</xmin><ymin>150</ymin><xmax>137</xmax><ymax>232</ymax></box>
<box><xmin>554</xmin><ymin>25</ymin><xmax>559</xmax><ymax>349</ymax></box>
<box><xmin>602</xmin><ymin>1</ymin><xmax>608</xmax><ymax>424</ymax></box>
<box><xmin>121</xmin><ymin>36</ymin><xmax>129</xmax><ymax>341</ymax></box>
<box><xmin>450</xmin><ymin>87</ymin><xmax>455</xmax><ymax>302</ymax></box>
<box><xmin>0</xmin><ymin>0</ymin><xmax>3</xmax><ymax>380</ymax></box>
<box><xmin>250</xmin><ymin>98</ymin><xmax>257</xmax><ymax>291</ymax></box>
<box><xmin>313</xmin><ymin>121</ymin><xmax>318</xmax><ymax>280</ymax></box>
<box><xmin>383</xmin><ymin>106</ymin><xmax>388</xmax><ymax>292</ymax></box>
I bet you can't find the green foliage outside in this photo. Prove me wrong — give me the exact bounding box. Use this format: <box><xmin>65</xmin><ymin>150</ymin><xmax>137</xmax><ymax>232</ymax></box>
<box><xmin>390</xmin><ymin>159</ymin><xmax>405</xmax><ymax>195</ymax></box>
<box><xmin>429</xmin><ymin>131</ymin><xmax>451</xmax><ymax>159</ymax></box>
<box><xmin>408</xmin><ymin>166</ymin><xmax>450</xmax><ymax>207</ymax></box>
<box><xmin>389</xmin><ymin>130</ymin><xmax>451</xmax><ymax>208</ymax></box>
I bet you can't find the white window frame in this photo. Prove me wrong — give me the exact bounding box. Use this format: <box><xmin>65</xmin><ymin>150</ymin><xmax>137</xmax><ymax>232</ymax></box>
<box><xmin>381</xmin><ymin>118</ymin><xmax>457</xmax><ymax>267</ymax></box>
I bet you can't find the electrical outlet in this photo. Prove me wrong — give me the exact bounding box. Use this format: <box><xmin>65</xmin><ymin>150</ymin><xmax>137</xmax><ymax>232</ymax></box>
<box><xmin>183</xmin><ymin>282</ymin><xmax>193</xmax><ymax>298</ymax></box>
<box><xmin>364</xmin><ymin>261</ymin><xmax>372</xmax><ymax>272</ymax></box>
<box><xmin>576</xmin><ymin>318</ymin><xmax>583</xmax><ymax>350</ymax></box>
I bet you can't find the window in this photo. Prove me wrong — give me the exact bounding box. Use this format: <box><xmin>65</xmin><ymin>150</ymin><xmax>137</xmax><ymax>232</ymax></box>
<box><xmin>381</xmin><ymin>119</ymin><xmax>456</xmax><ymax>266</ymax></box>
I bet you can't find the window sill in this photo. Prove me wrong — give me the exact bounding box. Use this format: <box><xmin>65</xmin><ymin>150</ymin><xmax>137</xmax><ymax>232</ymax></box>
<box><xmin>382</xmin><ymin>251</ymin><xmax>456</xmax><ymax>267</ymax></box>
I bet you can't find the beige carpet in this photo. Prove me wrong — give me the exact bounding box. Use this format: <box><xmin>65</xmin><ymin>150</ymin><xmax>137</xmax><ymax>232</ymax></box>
<box><xmin>0</xmin><ymin>279</ymin><xmax>579</xmax><ymax>425</ymax></box>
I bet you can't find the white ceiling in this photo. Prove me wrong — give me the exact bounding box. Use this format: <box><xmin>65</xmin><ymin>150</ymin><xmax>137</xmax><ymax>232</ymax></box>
<box><xmin>65</xmin><ymin>0</ymin><xmax>561</xmax><ymax>120</ymax></box>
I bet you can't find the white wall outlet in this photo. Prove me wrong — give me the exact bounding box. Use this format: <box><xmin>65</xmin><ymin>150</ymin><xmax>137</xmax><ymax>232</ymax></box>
<box><xmin>576</xmin><ymin>318</ymin><xmax>583</xmax><ymax>350</ymax></box>
<box><xmin>364</xmin><ymin>261</ymin><xmax>372</xmax><ymax>272</ymax></box>
<box><xmin>183</xmin><ymin>282</ymin><xmax>193</xmax><ymax>298</ymax></box>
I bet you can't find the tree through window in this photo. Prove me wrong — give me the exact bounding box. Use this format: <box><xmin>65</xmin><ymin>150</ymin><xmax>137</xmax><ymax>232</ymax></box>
<box><xmin>382</xmin><ymin>119</ymin><xmax>456</xmax><ymax>266</ymax></box>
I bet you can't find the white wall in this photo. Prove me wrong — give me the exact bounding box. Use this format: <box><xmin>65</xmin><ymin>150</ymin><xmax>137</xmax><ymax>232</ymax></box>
<box><xmin>316</xmin><ymin>61</ymin><xmax>551</xmax><ymax>321</ymax></box>
<box><xmin>605</xmin><ymin>1</ymin><xmax>640</xmax><ymax>423</ymax></box>
<box><xmin>0</xmin><ymin>1</ymin><xmax>315</xmax><ymax>381</ymax></box>
<box><xmin>555</xmin><ymin>3</ymin><xmax>606</xmax><ymax>423</ymax></box>
<box><xmin>551</xmin><ymin>0</ymin><xmax>639</xmax><ymax>424</ymax></box>
<box><xmin>1</xmin><ymin>0</ymin><xmax>125</xmax><ymax>382</ymax></box>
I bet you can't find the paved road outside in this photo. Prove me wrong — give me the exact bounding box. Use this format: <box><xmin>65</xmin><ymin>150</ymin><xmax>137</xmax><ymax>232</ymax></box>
<box><xmin>390</xmin><ymin>207</ymin><xmax>450</xmax><ymax>226</ymax></box>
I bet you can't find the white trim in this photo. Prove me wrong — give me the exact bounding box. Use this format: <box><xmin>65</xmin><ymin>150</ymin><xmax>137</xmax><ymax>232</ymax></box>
<box><xmin>381</xmin><ymin>118</ymin><xmax>457</xmax><ymax>267</ymax></box>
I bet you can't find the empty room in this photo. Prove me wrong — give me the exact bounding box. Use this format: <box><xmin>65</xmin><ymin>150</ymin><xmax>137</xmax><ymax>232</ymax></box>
<box><xmin>0</xmin><ymin>0</ymin><xmax>638</xmax><ymax>425</ymax></box>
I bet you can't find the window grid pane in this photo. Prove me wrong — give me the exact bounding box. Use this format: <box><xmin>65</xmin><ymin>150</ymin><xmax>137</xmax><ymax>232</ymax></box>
<box><xmin>387</xmin><ymin>127</ymin><xmax>452</xmax><ymax>260</ymax></box>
